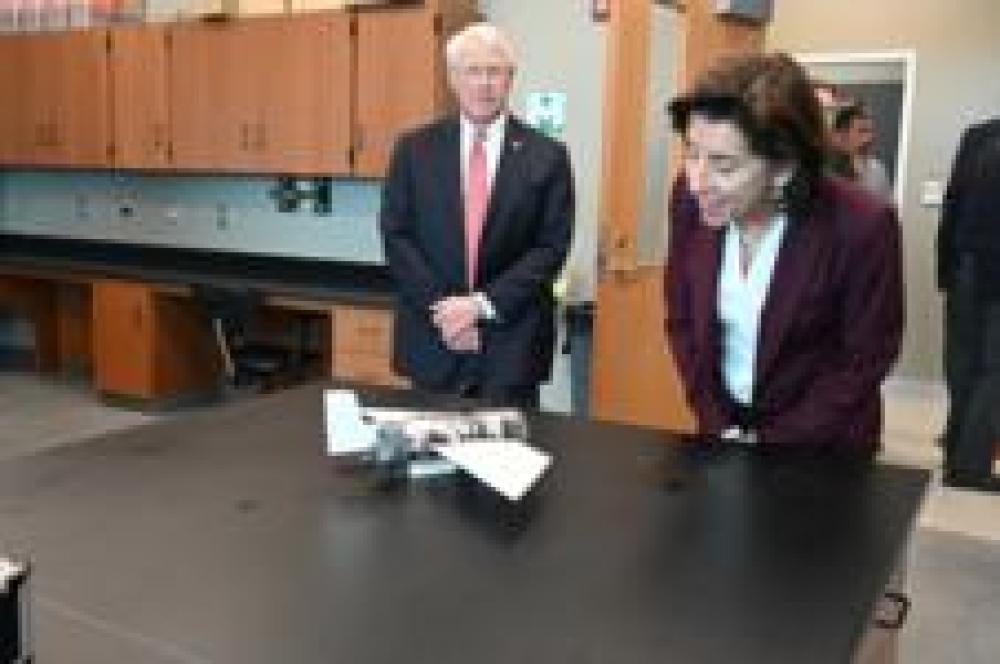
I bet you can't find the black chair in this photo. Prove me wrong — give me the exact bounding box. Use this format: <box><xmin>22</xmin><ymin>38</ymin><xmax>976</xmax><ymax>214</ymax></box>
<box><xmin>193</xmin><ymin>284</ymin><xmax>308</xmax><ymax>393</ymax></box>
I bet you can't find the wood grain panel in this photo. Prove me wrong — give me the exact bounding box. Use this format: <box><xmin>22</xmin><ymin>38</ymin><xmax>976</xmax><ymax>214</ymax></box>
<box><xmin>590</xmin><ymin>0</ymin><xmax>762</xmax><ymax>433</ymax></box>
<box><xmin>354</xmin><ymin>8</ymin><xmax>438</xmax><ymax>177</ymax></box>
<box><xmin>110</xmin><ymin>24</ymin><xmax>170</xmax><ymax>169</ymax></box>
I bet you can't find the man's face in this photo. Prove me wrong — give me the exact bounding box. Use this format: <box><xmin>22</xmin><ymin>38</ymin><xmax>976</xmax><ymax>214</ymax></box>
<box><xmin>844</xmin><ymin>116</ymin><xmax>875</xmax><ymax>155</ymax></box>
<box><xmin>682</xmin><ymin>115</ymin><xmax>777</xmax><ymax>229</ymax></box>
<box><xmin>449</xmin><ymin>41</ymin><xmax>514</xmax><ymax>126</ymax></box>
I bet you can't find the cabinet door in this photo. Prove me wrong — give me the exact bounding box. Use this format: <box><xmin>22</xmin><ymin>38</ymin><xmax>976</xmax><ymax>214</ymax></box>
<box><xmin>110</xmin><ymin>25</ymin><xmax>170</xmax><ymax>169</ymax></box>
<box><xmin>0</xmin><ymin>37</ymin><xmax>21</xmax><ymax>164</ymax></box>
<box><xmin>53</xmin><ymin>30</ymin><xmax>112</xmax><ymax>167</ymax></box>
<box><xmin>169</xmin><ymin>22</ymin><xmax>251</xmax><ymax>171</ymax></box>
<box><xmin>354</xmin><ymin>9</ymin><xmax>440</xmax><ymax>177</ymax></box>
<box><xmin>330</xmin><ymin>304</ymin><xmax>409</xmax><ymax>388</ymax></box>
<box><xmin>0</xmin><ymin>31</ymin><xmax>110</xmax><ymax>168</ymax></box>
<box><xmin>249</xmin><ymin>13</ymin><xmax>352</xmax><ymax>175</ymax></box>
<box><xmin>17</xmin><ymin>33</ymin><xmax>60</xmax><ymax>166</ymax></box>
<box><xmin>92</xmin><ymin>280</ymin><xmax>156</xmax><ymax>399</ymax></box>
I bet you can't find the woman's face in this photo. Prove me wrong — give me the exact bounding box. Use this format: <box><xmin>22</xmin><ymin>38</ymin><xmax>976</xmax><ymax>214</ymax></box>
<box><xmin>682</xmin><ymin>115</ymin><xmax>780</xmax><ymax>228</ymax></box>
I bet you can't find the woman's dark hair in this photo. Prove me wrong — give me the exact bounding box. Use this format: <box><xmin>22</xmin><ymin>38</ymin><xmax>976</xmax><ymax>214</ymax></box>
<box><xmin>832</xmin><ymin>102</ymin><xmax>867</xmax><ymax>132</ymax></box>
<box><xmin>668</xmin><ymin>53</ymin><xmax>828</xmax><ymax>214</ymax></box>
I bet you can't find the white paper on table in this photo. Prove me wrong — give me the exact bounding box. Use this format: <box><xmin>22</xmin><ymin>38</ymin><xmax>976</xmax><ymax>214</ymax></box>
<box><xmin>323</xmin><ymin>390</ymin><xmax>377</xmax><ymax>455</ymax></box>
<box><xmin>436</xmin><ymin>439</ymin><xmax>552</xmax><ymax>501</ymax></box>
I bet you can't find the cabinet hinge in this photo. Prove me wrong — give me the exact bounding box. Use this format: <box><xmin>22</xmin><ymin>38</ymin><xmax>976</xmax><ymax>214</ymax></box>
<box><xmin>433</xmin><ymin>13</ymin><xmax>443</xmax><ymax>36</ymax></box>
<box><xmin>348</xmin><ymin>147</ymin><xmax>355</xmax><ymax>169</ymax></box>
<box><xmin>349</xmin><ymin>16</ymin><xmax>358</xmax><ymax>38</ymax></box>
<box><xmin>167</xmin><ymin>141</ymin><xmax>174</xmax><ymax>161</ymax></box>
<box><xmin>165</xmin><ymin>30</ymin><xmax>172</xmax><ymax>50</ymax></box>
<box><xmin>105</xmin><ymin>32</ymin><xmax>112</xmax><ymax>54</ymax></box>
<box><xmin>107</xmin><ymin>142</ymin><xmax>115</xmax><ymax>160</ymax></box>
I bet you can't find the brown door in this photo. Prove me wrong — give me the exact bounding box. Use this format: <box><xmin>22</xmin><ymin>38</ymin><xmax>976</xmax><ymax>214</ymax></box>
<box><xmin>354</xmin><ymin>8</ymin><xmax>439</xmax><ymax>177</ymax></box>
<box><xmin>110</xmin><ymin>24</ymin><xmax>170</xmax><ymax>169</ymax></box>
<box><xmin>589</xmin><ymin>0</ymin><xmax>763</xmax><ymax>431</ymax></box>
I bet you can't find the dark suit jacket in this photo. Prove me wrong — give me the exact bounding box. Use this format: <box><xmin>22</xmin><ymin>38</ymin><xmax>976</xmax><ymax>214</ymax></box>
<box><xmin>938</xmin><ymin>118</ymin><xmax>1000</xmax><ymax>296</ymax></box>
<box><xmin>665</xmin><ymin>176</ymin><xmax>904</xmax><ymax>453</ymax></box>
<box><xmin>379</xmin><ymin>115</ymin><xmax>574</xmax><ymax>390</ymax></box>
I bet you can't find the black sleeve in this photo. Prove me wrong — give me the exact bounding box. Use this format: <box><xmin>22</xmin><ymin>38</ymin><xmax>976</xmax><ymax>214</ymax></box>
<box><xmin>481</xmin><ymin>142</ymin><xmax>575</xmax><ymax>322</ymax></box>
<box><xmin>378</xmin><ymin>133</ymin><xmax>447</xmax><ymax>312</ymax></box>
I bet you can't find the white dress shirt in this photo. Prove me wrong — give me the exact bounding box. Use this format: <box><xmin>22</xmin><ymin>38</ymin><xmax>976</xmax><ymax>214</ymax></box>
<box><xmin>718</xmin><ymin>213</ymin><xmax>788</xmax><ymax>406</ymax></box>
<box><xmin>459</xmin><ymin>113</ymin><xmax>507</xmax><ymax>318</ymax></box>
<box><xmin>461</xmin><ymin>113</ymin><xmax>506</xmax><ymax>200</ymax></box>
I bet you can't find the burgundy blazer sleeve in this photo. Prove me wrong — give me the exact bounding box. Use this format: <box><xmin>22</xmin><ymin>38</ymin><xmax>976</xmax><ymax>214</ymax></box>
<box><xmin>664</xmin><ymin>177</ymin><xmax>731</xmax><ymax>436</ymax></box>
<box><xmin>759</xmin><ymin>197</ymin><xmax>904</xmax><ymax>449</ymax></box>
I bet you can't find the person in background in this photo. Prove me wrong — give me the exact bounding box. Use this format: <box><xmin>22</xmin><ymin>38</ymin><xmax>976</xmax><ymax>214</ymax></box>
<box><xmin>937</xmin><ymin>117</ymin><xmax>1000</xmax><ymax>493</ymax></box>
<box><xmin>831</xmin><ymin>102</ymin><xmax>894</xmax><ymax>201</ymax></box>
<box><xmin>379</xmin><ymin>24</ymin><xmax>575</xmax><ymax>409</ymax></box>
<box><xmin>665</xmin><ymin>52</ymin><xmax>904</xmax><ymax>456</ymax></box>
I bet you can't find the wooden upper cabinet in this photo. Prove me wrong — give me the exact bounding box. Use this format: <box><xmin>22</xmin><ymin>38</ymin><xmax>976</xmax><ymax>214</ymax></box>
<box><xmin>169</xmin><ymin>14</ymin><xmax>351</xmax><ymax>175</ymax></box>
<box><xmin>15</xmin><ymin>33</ymin><xmax>60</xmax><ymax>166</ymax></box>
<box><xmin>0</xmin><ymin>38</ymin><xmax>21</xmax><ymax>164</ymax></box>
<box><xmin>247</xmin><ymin>13</ymin><xmax>352</xmax><ymax>175</ymax></box>
<box><xmin>11</xmin><ymin>30</ymin><xmax>112</xmax><ymax>168</ymax></box>
<box><xmin>55</xmin><ymin>31</ymin><xmax>112</xmax><ymax>167</ymax></box>
<box><xmin>109</xmin><ymin>24</ymin><xmax>170</xmax><ymax>169</ymax></box>
<box><xmin>168</xmin><ymin>21</ymin><xmax>246</xmax><ymax>171</ymax></box>
<box><xmin>0</xmin><ymin>8</ymin><xmax>466</xmax><ymax>174</ymax></box>
<box><xmin>354</xmin><ymin>8</ymin><xmax>440</xmax><ymax>177</ymax></box>
<box><xmin>0</xmin><ymin>31</ymin><xmax>110</xmax><ymax>168</ymax></box>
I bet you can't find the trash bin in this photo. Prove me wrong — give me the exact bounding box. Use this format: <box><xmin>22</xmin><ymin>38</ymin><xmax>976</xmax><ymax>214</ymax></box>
<box><xmin>563</xmin><ymin>302</ymin><xmax>593</xmax><ymax>418</ymax></box>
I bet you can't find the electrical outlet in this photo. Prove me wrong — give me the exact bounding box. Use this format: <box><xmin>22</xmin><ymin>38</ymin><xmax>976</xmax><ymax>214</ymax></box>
<box><xmin>163</xmin><ymin>206</ymin><xmax>180</xmax><ymax>227</ymax></box>
<box><xmin>215</xmin><ymin>203</ymin><xmax>230</xmax><ymax>231</ymax></box>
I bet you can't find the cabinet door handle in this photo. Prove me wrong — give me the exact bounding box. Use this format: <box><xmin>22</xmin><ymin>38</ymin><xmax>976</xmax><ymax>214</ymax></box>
<box><xmin>354</xmin><ymin>125</ymin><xmax>365</xmax><ymax>153</ymax></box>
<box><xmin>152</xmin><ymin>123</ymin><xmax>165</xmax><ymax>151</ymax></box>
<box><xmin>255</xmin><ymin>122</ymin><xmax>265</xmax><ymax>152</ymax></box>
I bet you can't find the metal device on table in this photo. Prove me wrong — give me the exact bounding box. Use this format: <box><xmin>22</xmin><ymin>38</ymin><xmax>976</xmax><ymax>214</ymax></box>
<box><xmin>365</xmin><ymin>410</ymin><xmax>530</xmax><ymax>490</ymax></box>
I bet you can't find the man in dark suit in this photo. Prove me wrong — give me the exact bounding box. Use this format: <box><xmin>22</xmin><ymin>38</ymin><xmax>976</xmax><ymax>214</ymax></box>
<box><xmin>379</xmin><ymin>24</ymin><xmax>574</xmax><ymax>408</ymax></box>
<box><xmin>937</xmin><ymin>119</ymin><xmax>1000</xmax><ymax>492</ymax></box>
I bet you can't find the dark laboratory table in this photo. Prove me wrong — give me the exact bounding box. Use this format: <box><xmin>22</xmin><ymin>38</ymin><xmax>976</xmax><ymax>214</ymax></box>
<box><xmin>0</xmin><ymin>384</ymin><xmax>929</xmax><ymax>663</ymax></box>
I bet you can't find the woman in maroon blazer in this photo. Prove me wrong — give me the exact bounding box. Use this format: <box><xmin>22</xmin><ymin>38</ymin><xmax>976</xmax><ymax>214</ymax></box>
<box><xmin>664</xmin><ymin>53</ymin><xmax>904</xmax><ymax>456</ymax></box>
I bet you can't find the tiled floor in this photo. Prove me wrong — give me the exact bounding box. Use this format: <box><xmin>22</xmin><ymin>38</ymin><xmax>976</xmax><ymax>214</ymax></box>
<box><xmin>0</xmin><ymin>371</ymin><xmax>997</xmax><ymax>662</ymax></box>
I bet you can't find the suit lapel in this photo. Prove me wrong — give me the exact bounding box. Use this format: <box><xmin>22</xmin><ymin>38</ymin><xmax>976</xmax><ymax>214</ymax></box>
<box><xmin>754</xmin><ymin>211</ymin><xmax>821</xmax><ymax>386</ymax></box>
<box><xmin>437</xmin><ymin>118</ymin><xmax>465</xmax><ymax>284</ymax></box>
<box><xmin>479</xmin><ymin>117</ymin><xmax>529</xmax><ymax>255</ymax></box>
<box><xmin>686</xmin><ymin>222</ymin><xmax>723</xmax><ymax>365</ymax></box>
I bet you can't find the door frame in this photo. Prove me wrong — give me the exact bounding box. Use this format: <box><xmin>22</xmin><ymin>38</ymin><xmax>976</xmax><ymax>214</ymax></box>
<box><xmin>795</xmin><ymin>49</ymin><xmax>917</xmax><ymax>209</ymax></box>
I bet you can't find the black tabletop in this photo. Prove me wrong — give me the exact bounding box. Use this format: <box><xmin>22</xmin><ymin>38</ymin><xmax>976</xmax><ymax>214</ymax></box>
<box><xmin>0</xmin><ymin>384</ymin><xmax>928</xmax><ymax>663</ymax></box>
<box><xmin>0</xmin><ymin>234</ymin><xmax>395</xmax><ymax>305</ymax></box>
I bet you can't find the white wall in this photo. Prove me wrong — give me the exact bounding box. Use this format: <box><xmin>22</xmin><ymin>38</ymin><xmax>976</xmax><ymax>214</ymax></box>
<box><xmin>480</xmin><ymin>0</ymin><xmax>606</xmax><ymax>303</ymax></box>
<box><xmin>769</xmin><ymin>0</ymin><xmax>1000</xmax><ymax>382</ymax></box>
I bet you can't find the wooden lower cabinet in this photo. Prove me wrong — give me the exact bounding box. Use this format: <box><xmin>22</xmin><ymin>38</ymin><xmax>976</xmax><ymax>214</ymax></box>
<box><xmin>0</xmin><ymin>275</ymin><xmax>58</xmax><ymax>372</ymax></box>
<box><xmin>91</xmin><ymin>280</ymin><xmax>218</xmax><ymax>402</ymax></box>
<box><xmin>330</xmin><ymin>304</ymin><xmax>408</xmax><ymax>389</ymax></box>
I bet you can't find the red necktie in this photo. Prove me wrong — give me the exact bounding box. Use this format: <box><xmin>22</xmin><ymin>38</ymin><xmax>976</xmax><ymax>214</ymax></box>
<box><xmin>465</xmin><ymin>135</ymin><xmax>488</xmax><ymax>287</ymax></box>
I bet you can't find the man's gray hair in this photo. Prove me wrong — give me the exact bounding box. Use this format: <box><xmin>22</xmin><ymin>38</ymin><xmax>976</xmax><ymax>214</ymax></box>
<box><xmin>445</xmin><ymin>23</ymin><xmax>517</xmax><ymax>72</ymax></box>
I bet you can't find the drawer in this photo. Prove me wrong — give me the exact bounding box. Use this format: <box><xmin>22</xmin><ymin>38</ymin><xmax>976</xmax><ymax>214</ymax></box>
<box><xmin>331</xmin><ymin>305</ymin><xmax>393</xmax><ymax>357</ymax></box>
<box><xmin>332</xmin><ymin>350</ymin><xmax>409</xmax><ymax>389</ymax></box>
